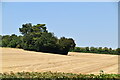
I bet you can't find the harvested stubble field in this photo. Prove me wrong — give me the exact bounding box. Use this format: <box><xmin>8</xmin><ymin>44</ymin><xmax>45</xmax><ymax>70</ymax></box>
<box><xmin>0</xmin><ymin>47</ymin><xmax>118</xmax><ymax>74</ymax></box>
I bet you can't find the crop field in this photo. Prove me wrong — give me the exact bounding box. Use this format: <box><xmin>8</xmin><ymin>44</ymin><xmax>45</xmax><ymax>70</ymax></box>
<box><xmin>0</xmin><ymin>47</ymin><xmax>118</xmax><ymax>74</ymax></box>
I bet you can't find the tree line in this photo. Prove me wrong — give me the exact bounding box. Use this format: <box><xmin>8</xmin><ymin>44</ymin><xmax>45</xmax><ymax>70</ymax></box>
<box><xmin>0</xmin><ymin>23</ymin><xmax>76</xmax><ymax>55</ymax></box>
<box><xmin>71</xmin><ymin>47</ymin><xmax>120</xmax><ymax>55</ymax></box>
<box><xmin>0</xmin><ymin>23</ymin><xmax>119</xmax><ymax>55</ymax></box>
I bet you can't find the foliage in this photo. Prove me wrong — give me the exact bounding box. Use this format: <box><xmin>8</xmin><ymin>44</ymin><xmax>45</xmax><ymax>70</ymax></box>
<box><xmin>1</xmin><ymin>34</ymin><xmax>22</xmax><ymax>48</ymax></box>
<box><xmin>1</xmin><ymin>23</ymin><xmax>119</xmax><ymax>55</ymax></box>
<box><xmin>1</xmin><ymin>23</ymin><xmax>76</xmax><ymax>55</ymax></box>
<box><xmin>57</xmin><ymin>37</ymin><xmax>75</xmax><ymax>54</ymax></box>
<box><xmin>71</xmin><ymin>47</ymin><xmax>120</xmax><ymax>55</ymax></box>
<box><xmin>116</xmin><ymin>48</ymin><xmax>120</xmax><ymax>53</ymax></box>
<box><xmin>0</xmin><ymin>72</ymin><xmax>120</xmax><ymax>80</ymax></box>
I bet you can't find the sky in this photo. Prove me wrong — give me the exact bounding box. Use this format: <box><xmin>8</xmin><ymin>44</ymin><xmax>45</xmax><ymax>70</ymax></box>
<box><xmin>2</xmin><ymin>2</ymin><xmax>118</xmax><ymax>48</ymax></box>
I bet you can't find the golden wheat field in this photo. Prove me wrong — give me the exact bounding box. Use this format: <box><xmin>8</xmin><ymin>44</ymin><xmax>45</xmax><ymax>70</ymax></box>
<box><xmin>0</xmin><ymin>47</ymin><xmax>118</xmax><ymax>74</ymax></box>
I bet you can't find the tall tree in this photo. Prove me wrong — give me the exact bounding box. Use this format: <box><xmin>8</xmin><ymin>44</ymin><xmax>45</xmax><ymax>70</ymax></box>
<box><xmin>19</xmin><ymin>23</ymin><xmax>76</xmax><ymax>55</ymax></box>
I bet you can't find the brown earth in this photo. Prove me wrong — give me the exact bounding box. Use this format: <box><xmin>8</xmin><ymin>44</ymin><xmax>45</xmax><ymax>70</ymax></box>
<box><xmin>0</xmin><ymin>47</ymin><xmax>118</xmax><ymax>74</ymax></box>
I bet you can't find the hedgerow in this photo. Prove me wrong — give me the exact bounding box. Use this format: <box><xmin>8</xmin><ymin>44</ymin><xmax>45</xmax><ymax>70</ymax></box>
<box><xmin>70</xmin><ymin>47</ymin><xmax>120</xmax><ymax>55</ymax></box>
<box><xmin>0</xmin><ymin>72</ymin><xmax>120</xmax><ymax>80</ymax></box>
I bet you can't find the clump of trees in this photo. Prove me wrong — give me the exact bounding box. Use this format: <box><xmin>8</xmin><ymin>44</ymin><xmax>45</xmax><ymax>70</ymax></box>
<box><xmin>71</xmin><ymin>47</ymin><xmax>120</xmax><ymax>55</ymax></box>
<box><xmin>0</xmin><ymin>23</ymin><xmax>76</xmax><ymax>55</ymax></box>
<box><xmin>0</xmin><ymin>23</ymin><xmax>119</xmax><ymax>55</ymax></box>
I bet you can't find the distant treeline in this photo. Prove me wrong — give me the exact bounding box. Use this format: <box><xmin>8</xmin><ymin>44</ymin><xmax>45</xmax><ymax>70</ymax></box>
<box><xmin>0</xmin><ymin>23</ymin><xmax>76</xmax><ymax>55</ymax></box>
<box><xmin>71</xmin><ymin>47</ymin><xmax>120</xmax><ymax>55</ymax></box>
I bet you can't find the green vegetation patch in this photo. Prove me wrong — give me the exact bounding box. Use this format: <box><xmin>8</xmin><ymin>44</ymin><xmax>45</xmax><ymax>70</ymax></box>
<box><xmin>0</xmin><ymin>71</ymin><xmax>120</xmax><ymax>80</ymax></box>
<box><xmin>71</xmin><ymin>47</ymin><xmax>120</xmax><ymax>55</ymax></box>
<box><xmin>0</xmin><ymin>23</ymin><xmax>76</xmax><ymax>55</ymax></box>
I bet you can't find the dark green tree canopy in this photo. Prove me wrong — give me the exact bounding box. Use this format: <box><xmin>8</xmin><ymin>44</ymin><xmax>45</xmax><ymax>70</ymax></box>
<box><xmin>18</xmin><ymin>23</ymin><xmax>76</xmax><ymax>55</ymax></box>
<box><xmin>1</xmin><ymin>23</ymin><xmax>119</xmax><ymax>55</ymax></box>
<box><xmin>19</xmin><ymin>23</ymin><xmax>48</xmax><ymax>36</ymax></box>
